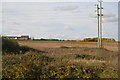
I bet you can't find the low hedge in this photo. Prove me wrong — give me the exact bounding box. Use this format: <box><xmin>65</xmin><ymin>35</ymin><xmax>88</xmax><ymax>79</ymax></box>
<box><xmin>2</xmin><ymin>38</ymin><xmax>32</xmax><ymax>54</ymax></box>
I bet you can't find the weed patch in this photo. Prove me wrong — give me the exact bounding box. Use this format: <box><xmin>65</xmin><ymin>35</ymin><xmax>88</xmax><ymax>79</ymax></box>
<box><xmin>75</xmin><ymin>54</ymin><xmax>104</xmax><ymax>60</ymax></box>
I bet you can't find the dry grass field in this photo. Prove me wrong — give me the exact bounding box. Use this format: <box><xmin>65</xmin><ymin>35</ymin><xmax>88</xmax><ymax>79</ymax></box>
<box><xmin>18</xmin><ymin>41</ymin><xmax>118</xmax><ymax>51</ymax></box>
<box><xmin>18</xmin><ymin>41</ymin><xmax>118</xmax><ymax>69</ymax></box>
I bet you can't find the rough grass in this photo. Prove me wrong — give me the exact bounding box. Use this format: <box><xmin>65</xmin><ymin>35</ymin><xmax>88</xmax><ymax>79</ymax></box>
<box><xmin>60</xmin><ymin>46</ymin><xmax>109</xmax><ymax>51</ymax></box>
<box><xmin>2</xmin><ymin>41</ymin><xmax>118</xmax><ymax>79</ymax></box>
<box><xmin>2</xmin><ymin>51</ymin><xmax>118</xmax><ymax>79</ymax></box>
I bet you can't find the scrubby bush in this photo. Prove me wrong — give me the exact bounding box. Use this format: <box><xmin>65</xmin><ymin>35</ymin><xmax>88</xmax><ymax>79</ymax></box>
<box><xmin>75</xmin><ymin>54</ymin><xmax>95</xmax><ymax>60</ymax></box>
<box><xmin>60</xmin><ymin>46</ymin><xmax>77</xmax><ymax>49</ymax></box>
<box><xmin>2</xmin><ymin>52</ymin><xmax>99</xmax><ymax>79</ymax></box>
<box><xmin>2</xmin><ymin>38</ymin><xmax>20</xmax><ymax>54</ymax></box>
<box><xmin>2</xmin><ymin>38</ymin><xmax>33</xmax><ymax>54</ymax></box>
<box><xmin>2</xmin><ymin>52</ymin><xmax>117</xmax><ymax>79</ymax></box>
<box><xmin>75</xmin><ymin>54</ymin><xmax>104</xmax><ymax>60</ymax></box>
<box><xmin>60</xmin><ymin>46</ymin><xmax>69</xmax><ymax>48</ymax></box>
<box><xmin>2</xmin><ymin>52</ymin><xmax>55</xmax><ymax>79</ymax></box>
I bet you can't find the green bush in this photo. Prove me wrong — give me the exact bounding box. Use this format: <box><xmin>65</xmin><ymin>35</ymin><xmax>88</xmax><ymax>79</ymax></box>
<box><xmin>2</xmin><ymin>38</ymin><xmax>20</xmax><ymax>54</ymax></box>
<box><xmin>3</xmin><ymin>52</ymin><xmax>117</xmax><ymax>79</ymax></box>
<box><xmin>2</xmin><ymin>38</ymin><xmax>32</xmax><ymax>54</ymax></box>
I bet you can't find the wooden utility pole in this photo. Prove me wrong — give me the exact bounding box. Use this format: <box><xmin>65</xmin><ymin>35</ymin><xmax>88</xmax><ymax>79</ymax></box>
<box><xmin>96</xmin><ymin>0</ymin><xmax>103</xmax><ymax>48</ymax></box>
<box><xmin>96</xmin><ymin>4</ymin><xmax>100</xmax><ymax>48</ymax></box>
<box><xmin>99</xmin><ymin>0</ymin><xmax>103</xmax><ymax>48</ymax></box>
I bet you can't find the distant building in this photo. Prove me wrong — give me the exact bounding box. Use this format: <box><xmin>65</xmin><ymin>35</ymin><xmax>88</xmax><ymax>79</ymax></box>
<box><xmin>3</xmin><ymin>36</ymin><xmax>17</xmax><ymax>39</ymax></box>
<box><xmin>2</xmin><ymin>35</ymin><xmax>31</xmax><ymax>40</ymax></box>
<box><xmin>17</xmin><ymin>35</ymin><xmax>30</xmax><ymax>40</ymax></box>
<box><xmin>9</xmin><ymin>36</ymin><xmax>18</xmax><ymax>39</ymax></box>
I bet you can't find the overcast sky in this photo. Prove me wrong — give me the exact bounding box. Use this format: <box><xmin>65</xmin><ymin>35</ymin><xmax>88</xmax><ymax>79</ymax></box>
<box><xmin>1</xmin><ymin>2</ymin><xmax>118</xmax><ymax>40</ymax></box>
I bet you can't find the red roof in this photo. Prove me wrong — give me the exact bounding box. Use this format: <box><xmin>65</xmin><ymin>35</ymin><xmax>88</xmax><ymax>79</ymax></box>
<box><xmin>21</xmin><ymin>36</ymin><xmax>29</xmax><ymax>38</ymax></box>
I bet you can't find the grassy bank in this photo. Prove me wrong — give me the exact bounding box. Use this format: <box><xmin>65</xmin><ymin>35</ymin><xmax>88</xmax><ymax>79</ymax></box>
<box><xmin>2</xmin><ymin>47</ymin><xmax>118</xmax><ymax>79</ymax></box>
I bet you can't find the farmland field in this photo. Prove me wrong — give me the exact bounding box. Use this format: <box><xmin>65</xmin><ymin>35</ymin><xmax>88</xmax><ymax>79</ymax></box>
<box><xmin>18</xmin><ymin>41</ymin><xmax>118</xmax><ymax>51</ymax></box>
<box><xmin>2</xmin><ymin>41</ymin><xmax>118</xmax><ymax>79</ymax></box>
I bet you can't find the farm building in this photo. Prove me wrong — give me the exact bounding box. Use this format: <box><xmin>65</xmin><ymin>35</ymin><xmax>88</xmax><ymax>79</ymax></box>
<box><xmin>17</xmin><ymin>35</ymin><xmax>30</xmax><ymax>40</ymax></box>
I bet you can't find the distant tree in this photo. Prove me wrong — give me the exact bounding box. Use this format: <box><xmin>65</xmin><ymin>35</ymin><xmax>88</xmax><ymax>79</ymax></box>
<box><xmin>82</xmin><ymin>38</ymin><xmax>116</xmax><ymax>42</ymax></box>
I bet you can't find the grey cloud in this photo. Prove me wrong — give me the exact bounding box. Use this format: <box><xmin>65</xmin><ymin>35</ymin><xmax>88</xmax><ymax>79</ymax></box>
<box><xmin>55</xmin><ymin>5</ymin><xmax>79</xmax><ymax>11</ymax></box>
<box><xmin>12</xmin><ymin>22</ymin><xmax>21</xmax><ymax>25</ymax></box>
<box><xmin>64</xmin><ymin>26</ymin><xmax>75</xmax><ymax>31</ymax></box>
<box><xmin>90</xmin><ymin>11</ymin><xmax>118</xmax><ymax>23</ymax></box>
<box><xmin>103</xmin><ymin>17</ymin><xmax>118</xmax><ymax>23</ymax></box>
<box><xmin>90</xmin><ymin>13</ymin><xmax>116</xmax><ymax>19</ymax></box>
<box><xmin>89</xmin><ymin>13</ymin><xmax>97</xmax><ymax>18</ymax></box>
<box><xmin>102</xmin><ymin>12</ymin><xmax>118</xmax><ymax>22</ymax></box>
<box><xmin>54</xmin><ymin>34</ymin><xmax>65</xmax><ymax>38</ymax></box>
<box><xmin>54</xmin><ymin>34</ymin><xmax>80</xmax><ymax>40</ymax></box>
<box><xmin>103</xmin><ymin>12</ymin><xmax>116</xmax><ymax>18</ymax></box>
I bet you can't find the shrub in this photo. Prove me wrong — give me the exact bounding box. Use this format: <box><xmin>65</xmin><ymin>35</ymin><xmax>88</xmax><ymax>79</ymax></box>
<box><xmin>60</xmin><ymin>46</ymin><xmax>77</xmax><ymax>49</ymax></box>
<box><xmin>2</xmin><ymin>52</ymin><xmax>55</xmax><ymax>79</ymax></box>
<box><xmin>2</xmin><ymin>52</ymin><xmax>118</xmax><ymax>79</ymax></box>
<box><xmin>60</xmin><ymin>46</ymin><xmax>69</xmax><ymax>48</ymax></box>
<box><xmin>2</xmin><ymin>38</ymin><xmax>20</xmax><ymax>54</ymax></box>
<box><xmin>75</xmin><ymin>54</ymin><xmax>104</xmax><ymax>60</ymax></box>
<box><xmin>2</xmin><ymin>52</ymin><xmax>103</xmax><ymax>79</ymax></box>
<box><xmin>2</xmin><ymin>38</ymin><xmax>33</xmax><ymax>54</ymax></box>
<box><xmin>75</xmin><ymin>54</ymin><xmax>95</xmax><ymax>60</ymax></box>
